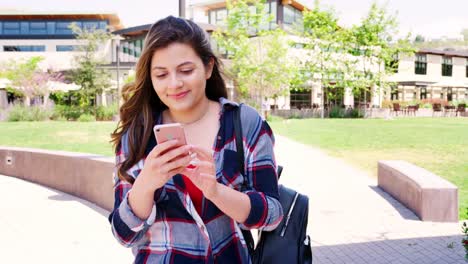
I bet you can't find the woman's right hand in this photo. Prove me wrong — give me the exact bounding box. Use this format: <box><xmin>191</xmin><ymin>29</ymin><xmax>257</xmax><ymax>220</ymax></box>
<box><xmin>137</xmin><ymin>139</ymin><xmax>193</xmax><ymax>192</ymax></box>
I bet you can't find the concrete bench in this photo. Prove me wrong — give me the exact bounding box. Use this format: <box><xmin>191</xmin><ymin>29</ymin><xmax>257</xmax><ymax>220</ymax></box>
<box><xmin>378</xmin><ymin>160</ymin><xmax>458</xmax><ymax>222</ymax></box>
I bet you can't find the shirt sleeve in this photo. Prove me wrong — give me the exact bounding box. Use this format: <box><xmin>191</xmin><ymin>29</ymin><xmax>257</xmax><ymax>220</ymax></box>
<box><xmin>108</xmin><ymin>132</ymin><xmax>164</xmax><ymax>248</ymax></box>
<box><xmin>238</xmin><ymin>106</ymin><xmax>283</xmax><ymax>231</ymax></box>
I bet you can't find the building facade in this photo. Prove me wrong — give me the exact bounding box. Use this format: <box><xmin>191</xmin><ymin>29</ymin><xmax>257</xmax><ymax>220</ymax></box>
<box><xmin>388</xmin><ymin>49</ymin><xmax>468</xmax><ymax>103</ymax></box>
<box><xmin>0</xmin><ymin>11</ymin><xmax>123</xmax><ymax>108</ymax></box>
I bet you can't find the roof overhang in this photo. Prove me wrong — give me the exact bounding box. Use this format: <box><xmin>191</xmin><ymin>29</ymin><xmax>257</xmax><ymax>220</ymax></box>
<box><xmin>192</xmin><ymin>0</ymin><xmax>310</xmax><ymax>12</ymax></box>
<box><xmin>398</xmin><ymin>81</ymin><xmax>437</xmax><ymax>86</ymax></box>
<box><xmin>112</xmin><ymin>22</ymin><xmax>218</xmax><ymax>38</ymax></box>
<box><xmin>0</xmin><ymin>13</ymin><xmax>123</xmax><ymax>30</ymax></box>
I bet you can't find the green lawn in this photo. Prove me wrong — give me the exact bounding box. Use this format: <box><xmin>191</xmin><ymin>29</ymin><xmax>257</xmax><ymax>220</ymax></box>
<box><xmin>0</xmin><ymin>121</ymin><xmax>117</xmax><ymax>156</ymax></box>
<box><xmin>1</xmin><ymin>119</ymin><xmax>467</xmax><ymax>219</ymax></box>
<box><xmin>269</xmin><ymin>117</ymin><xmax>468</xmax><ymax>220</ymax></box>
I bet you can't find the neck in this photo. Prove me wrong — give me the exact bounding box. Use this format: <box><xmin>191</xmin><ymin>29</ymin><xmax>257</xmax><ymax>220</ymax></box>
<box><xmin>167</xmin><ymin>98</ymin><xmax>211</xmax><ymax>125</ymax></box>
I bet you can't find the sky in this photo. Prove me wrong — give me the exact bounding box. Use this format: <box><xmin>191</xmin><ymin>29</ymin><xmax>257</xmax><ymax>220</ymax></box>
<box><xmin>1</xmin><ymin>0</ymin><xmax>467</xmax><ymax>40</ymax></box>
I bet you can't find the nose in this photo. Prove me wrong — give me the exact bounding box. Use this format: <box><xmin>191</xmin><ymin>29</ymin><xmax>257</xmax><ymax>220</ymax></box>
<box><xmin>168</xmin><ymin>74</ymin><xmax>183</xmax><ymax>90</ymax></box>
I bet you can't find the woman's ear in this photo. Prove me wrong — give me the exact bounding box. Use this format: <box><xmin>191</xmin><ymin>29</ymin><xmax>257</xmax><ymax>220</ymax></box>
<box><xmin>205</xmin><ymin>58</ymin><xmax>214</xmax><ymax>80</ymax></box>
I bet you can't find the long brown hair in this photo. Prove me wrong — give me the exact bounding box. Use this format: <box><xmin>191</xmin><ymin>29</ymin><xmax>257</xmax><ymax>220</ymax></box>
<box><xmin>111</xmin><ymin>16</ymin><xmax>227</xmax><ymax>184</ymax></box>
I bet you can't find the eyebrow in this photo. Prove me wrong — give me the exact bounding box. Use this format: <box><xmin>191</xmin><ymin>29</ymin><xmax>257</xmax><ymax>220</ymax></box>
<box><xmin>151</xmin><ymin>61</ymin><xmax>194</xmax><ymax>71</ymax></box>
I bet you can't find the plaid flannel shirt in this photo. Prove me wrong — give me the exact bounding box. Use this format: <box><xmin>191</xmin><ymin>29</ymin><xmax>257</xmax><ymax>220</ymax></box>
<box><xmin>109</xmin><ymin>98</ymin><xmax>283</xmax><ymax>264</ymax></box>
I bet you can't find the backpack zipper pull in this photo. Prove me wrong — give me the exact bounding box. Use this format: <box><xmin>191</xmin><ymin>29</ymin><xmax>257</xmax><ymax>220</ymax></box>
<box><xmin>280</xmin><ymin>192</ymin><xmax>300</xmax><ymax>237</ymax></box>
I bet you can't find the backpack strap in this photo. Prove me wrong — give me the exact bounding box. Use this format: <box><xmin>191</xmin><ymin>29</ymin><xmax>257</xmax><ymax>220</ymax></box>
<box><xmin>233</xmin><ymin>104</ymin><xmax>256</xmax><ymax>258</ymax></box>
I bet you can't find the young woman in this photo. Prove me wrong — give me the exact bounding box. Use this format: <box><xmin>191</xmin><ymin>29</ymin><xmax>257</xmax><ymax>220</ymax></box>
<box><xmin>109</xmin><ymin>16</ymin><xmax>283</xmax><ymax>263</ymax></box>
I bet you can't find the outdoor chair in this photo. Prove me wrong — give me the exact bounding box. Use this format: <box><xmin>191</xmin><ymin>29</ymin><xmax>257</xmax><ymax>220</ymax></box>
<box><xmin>406</xmin><ymin>105</ymin><xmax>419</xmax><ymax>116</ymax></box>
<box><xmin>392</xmin><ymin>103</ymin><xmax>403</xmax><ymax>116</ymax></box>
<box><xmin>432</xmin><ymin>103</ymin><xmax>442</xmax><ymax>117</ymax></box>
<box><xmin>456</xmin><ymin>103</ymin><xmax>466</xmax><ymax>117</ymax></box>
<box><xmin>443</xmin><ymin>105</ymin><xmax>456</xmax><ymax>117</ymax></box>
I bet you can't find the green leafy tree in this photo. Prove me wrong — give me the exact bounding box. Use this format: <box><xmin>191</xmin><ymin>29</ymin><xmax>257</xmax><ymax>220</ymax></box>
<box><xmin>0</xmin><ymin>56</ymin><xmax>63</xmax><ymax>107</ymax></box>
<box><xmin>69</xmin><ymin>23</ymin><xmax>112</xmax><ymax>115</ymax></box>
<box><xmin>414</xmin><ymin>34</ymin><xmax>425</xmax><ymax>43</ymax></box>
<box><xmin>301</xmin><ymin>1</ymin><xmax>351</xmax><ymax>117</ymax></box>
<box><xmin>348</xmin><ymin>1</ymin><xmax>413</xmax><ymax>110</ymax></box>
<box><xmin>212</xmin><ymin>0</ymin><xmax>297</xmax><ymax>110</ymax></box>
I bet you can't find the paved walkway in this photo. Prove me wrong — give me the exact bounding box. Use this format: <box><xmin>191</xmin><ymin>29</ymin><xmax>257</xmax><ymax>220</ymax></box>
<box><xmin>274</xmin><ymin>134</ymin><xmax>466</xmax><ymax>264</ymax></box>
<box><xmin>1</xmin><ymin>135</ymin><xmax>466</xmax><ymax>263</ymax></box>
<box><xmin>0</xmin><ymin>176</ymin><xmax>133</xmax><ymax>264</ymax></box>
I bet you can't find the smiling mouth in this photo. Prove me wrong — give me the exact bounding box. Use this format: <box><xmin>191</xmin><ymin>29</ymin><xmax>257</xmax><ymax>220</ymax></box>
<box><xmin>169</xmin><ymin>90</ymin><xmax>190</xmax><ymax>99</ymax></box>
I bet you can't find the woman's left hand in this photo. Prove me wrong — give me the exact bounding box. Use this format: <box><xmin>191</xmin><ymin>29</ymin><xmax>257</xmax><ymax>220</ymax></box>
<box><xmin>182</xmin><ymin>145</ymin><xmax>219</xmax><ymax>200</ymax></box>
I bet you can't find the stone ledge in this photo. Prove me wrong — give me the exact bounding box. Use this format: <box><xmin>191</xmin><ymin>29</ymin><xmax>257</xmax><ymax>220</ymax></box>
<box><xmin>378</xmin><ymin>160</ymin><xmax>458</xmax><ymax>222</ymax></box>
<box><xmin>0</xmin><ymin>146</ymin><xmax>114</xmax><ymax>211</ymax></box>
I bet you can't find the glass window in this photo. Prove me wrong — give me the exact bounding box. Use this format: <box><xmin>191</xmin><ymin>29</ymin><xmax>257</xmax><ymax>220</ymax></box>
<box><xmin>290</xmin><ymin>89</ymin><xmax>311</xmax><ymax>109</ymax></box>
<box><xmin>99</xmin><ymin>21</ymin><xmax>107</xmax><ymax>30</ymax></box>
<box><xmin>391</xmin><ymin>87</ymin><xmax>399</xmax><ymax>100</ymax></box>
<box><xmin>270</xmin><ymin>1</ymin><xmax>277</xmax><ymax>29</ymax></box>
<box><xmin>4</xmin><ymin>45</ymin><xmax>45</xmax><ymax>52</ymax></box>
<box><xmin>216</xmin><ymin>9</ymin><xmax>227</xmax><ymax>26</ymax></box>
<box><xmin>442</xmin><ymin>56</ymin><xmax>452</xmax><ymax>77</ymax></box>
<box><xmin>83</xmin><ymin>21</ymin><xmax>99</xmax><ymax>30</ymax></box>
<box><xmin>389</xmin><ymin>53</ymin><xmax>399</xmax><ymax>73</ymax></box>
<box><xmin>3</xmin><ymin>22</ymin><xmax>20</xmax><ymax>34</ymax></box>
<box><xmin>29</xmin><ymin>22</ymin><xmax>47</xmax><ymax>34</ymax></box>
<box><xmin>284</xmin><ymin>5</ymin><xmax>295</xmax><ymax>25</ymax></box>
<box><xmin>56</xmin><ymin>45</ymin><xmax>84</xmax><ymax>51</ymax></box>
<box><xmin>47</xmin><ymin>22</ymin><xmax>56</xmax><ymax>35</ymax></box>
<box><xmin>55</xmin><ymin>21</ymin><xmax>73</xmax><ymax>34</ymax></box>
<box><xmin>447</xmin><ymin>87</ymin><xmax>453</xmax><ymax>101</ymax></box>
<box><xmin>20</xmin><ymin>22</ymin><xmax>29</xmax><ymax>34</ymax></box>
<box><xmin>415</xmin><ymin>54</ymin><xmax>427</xmax><ymax>75</ymax></box>
<box><xmin>209</xmin><ymin>11</ymin><xmax>216</xmax><ymax>24</ymax></box>
<box><xmin>466</xmin><ymin>59</ymin><xmax>468</xmax><ymax>78</ymax></box>
<box><xmin>419</xmin><ymin>86</ymin><xmax>427</xmax><ymax>99</ymax></box>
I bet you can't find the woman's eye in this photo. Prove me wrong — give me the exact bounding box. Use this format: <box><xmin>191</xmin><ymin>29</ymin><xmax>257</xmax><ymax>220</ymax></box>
<box><xmin>156</xmin><ymin>73</ymin><xmax>167</xmax><ymax>78</ymax></box>
<box><xmin>181</xmin><ymin>69</ymin><xmax>193</xmax><ymax>74</ymax></box>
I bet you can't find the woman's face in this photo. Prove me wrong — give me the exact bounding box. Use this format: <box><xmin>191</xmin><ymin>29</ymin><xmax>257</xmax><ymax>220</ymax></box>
<box><xmin>150</xmin><ymin>42</ymin><xmax>213</xmax><ymax>113</ymax></box>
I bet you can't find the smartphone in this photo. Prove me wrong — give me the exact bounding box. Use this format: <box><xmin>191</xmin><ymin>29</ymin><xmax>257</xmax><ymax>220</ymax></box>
<box><xmin>153</xmin><ymin>123</ymin><xmax>187</xmax><ymax>145</ymax></box>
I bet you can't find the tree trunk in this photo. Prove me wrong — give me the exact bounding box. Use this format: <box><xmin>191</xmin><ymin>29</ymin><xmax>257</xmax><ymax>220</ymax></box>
<box><xmin>24</xmin><ymin>96</ymin><xmax>31</xmax><ymax>106</ymax></box>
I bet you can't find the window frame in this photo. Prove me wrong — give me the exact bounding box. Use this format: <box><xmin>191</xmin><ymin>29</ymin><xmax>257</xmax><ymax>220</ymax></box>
<box><xmin>415</xmin><ymin>54</ymin><xmax>427</xmax><ymax>75</ymax></box>
<box><xmin>442</xmin><ymin>56</ymin><xmax>453</xmax><ymax>77</ymax></box>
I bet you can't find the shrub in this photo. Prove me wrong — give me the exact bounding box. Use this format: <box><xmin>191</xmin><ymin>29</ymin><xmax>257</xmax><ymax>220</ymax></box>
<box><xmin>53</xmin><ymin>105</ymin><xmax>82</xmax><ymax>121</ymax></box>
<box><xmin>348</xmin><ymin>108</ymin><xmax>363</xmax><ymax>118</ymax></box>
<box><xmin>329</xmin><ymin>106</ymin><xmax>345</xmax><ymax>118</ymax></box>
<box><xmin>96</xmin><ymin>103</ymin><xmax>118</xmax><ymax>121</ymax></box>
<box><xmin>421</xmin><ymin>98</ymin><xmax>449</xmax><ymax>107</ymax></box>
<box><xmin>7</xmin><ymin>104</ymin><xmax>52</xmax><ymax>121</ymax></box>
<box><xmin>266</xmin><ymin>115</ymin><xmax>284</xmax><ymax>122</ymax></box>
<box><xmin>78</xmin><ymin>113</ymin><xmax>96</xmax><ymax>122</ymax></box>
<box><xmin>381</xmin><ymin>100</ymin><xmax>393</xmax><ymax>109</ymax></box>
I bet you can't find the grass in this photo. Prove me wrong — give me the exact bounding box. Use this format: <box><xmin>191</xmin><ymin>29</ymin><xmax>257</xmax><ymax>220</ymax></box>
<box><xmin>0</xmin><ymin>121</ymin><xmax>117</xmax><ymax>156</ymax></box>
<box><xmin>269</xmin><ymin>117</ymin><xmax>468</xmax><ymax>220</ymax></box>
<box><xmin>0</xmin><ymin>118</ymin><xmax>466</xmax><ymax>219</ymax></box>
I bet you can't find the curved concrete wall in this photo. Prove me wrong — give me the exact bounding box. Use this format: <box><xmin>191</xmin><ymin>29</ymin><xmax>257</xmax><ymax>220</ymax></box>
<box><xmin>0</xmin><ymin>147</ymin><xmax>115</xmax><ymax>212</ymax></box>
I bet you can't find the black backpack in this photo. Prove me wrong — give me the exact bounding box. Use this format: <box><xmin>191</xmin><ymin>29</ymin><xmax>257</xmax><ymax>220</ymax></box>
<box><xmin>233</xmin><ymin>106</ymin><xmax>313</xmax><ymax>264</ymax></box>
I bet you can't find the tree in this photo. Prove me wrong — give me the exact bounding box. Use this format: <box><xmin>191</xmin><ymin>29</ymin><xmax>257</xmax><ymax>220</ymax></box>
<box><xmin>212</xmin><ymin>0</ymin><xmax>297</xmax><ymax>110</ymax></box>
<box><xmin>349</xmin><ymin>2</ymin><xmax>413</xmax><ymax>111</ymax></box>
<box><xmin>414</xmin><ymin>34</ymin><xmax>425</xmax><ymax>43</ymax></box>
<box><xmin>69</xmin><ymin>23</ymin><xmax>112</xmax><ymax>114</ymax></box>
<box><xmin>301</xmin><ymin>1</ymin><xmax>351</xmax><ymax>117</ymax></box>
<box><xmin>0</xmin><ymin>56</ymin><xmax>63</xmax><ymax>106</ymax></box>
<box><xmin>461</xmin><ymin>28</ymin><xmax>468</xmax><ymax>42</ymax></box>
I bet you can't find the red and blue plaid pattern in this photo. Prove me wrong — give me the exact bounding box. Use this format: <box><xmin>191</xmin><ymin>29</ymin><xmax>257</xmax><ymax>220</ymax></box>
<box><xmin>109</xmin><ymin>98</ymin><xmax>283</xmax><ymax>263</ymax></box>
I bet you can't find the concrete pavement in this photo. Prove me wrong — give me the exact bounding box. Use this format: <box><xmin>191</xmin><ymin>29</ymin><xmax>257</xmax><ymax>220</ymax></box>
<box><xmin>0</xmin><ymin>175</ymin><xmax>133</xmax><ymax>264</ymax></box>
<box><xmin>274</xmin><ymin>134</ymin><xmax>466</xmax><ymax>263</ymax></box>
<box><xmin>0</xmin><ymin>134</ymin><xmax>466</xmax><ymax>263</ymax></box>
